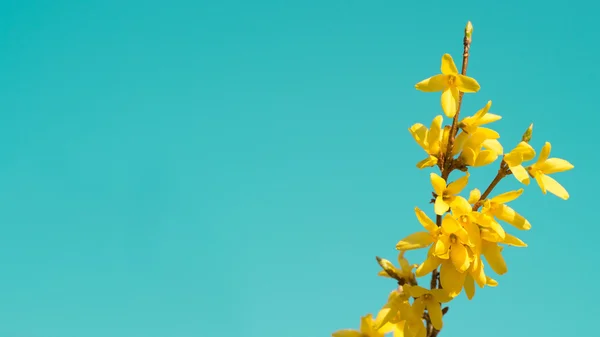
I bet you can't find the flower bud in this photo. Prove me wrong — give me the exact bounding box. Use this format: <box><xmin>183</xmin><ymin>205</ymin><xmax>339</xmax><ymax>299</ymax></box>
<box><xmin>521</xmin><ymin>123</ymin><xmax>533</xmax><ymax>143</ymax></box>
<box><xmin>376</xmin><ymin>256</ymin><xmax>399</xmax><ymax>279</ymax></box>
<box><xmin>465</xmin><ymin>21</ymin><xmax>473</xmax><ymax>40</ymax></box>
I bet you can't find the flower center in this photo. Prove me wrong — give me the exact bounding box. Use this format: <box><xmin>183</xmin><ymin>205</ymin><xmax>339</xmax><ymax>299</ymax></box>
<box><xmin>450</xmin><ymin>234</ymin><xmax>458</xmax><ymax>244</ymax></box>
<box><xmin>459</xmin><ymin>215</ymin><xmax>469</xmax><ymax>225</ymax></box>
<box><xmin>442</xmin><ymin>191</ymin><xmax>452</xmax><ymax>201</ymax></box>
<box><xmin>447</xmin><ymin>75</ymin><xmax>456</xmax><ymax>86</ymax></box>
<box><xmin>423</xmin><ymin>294</ymin><xmax>433</xmax><ymax>301</ymax></box>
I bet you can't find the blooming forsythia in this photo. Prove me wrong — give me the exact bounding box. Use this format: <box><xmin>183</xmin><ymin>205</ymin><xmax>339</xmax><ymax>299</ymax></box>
<box><xmin>332</xmin><ymin>22</ymin><xmax>573</xmax><ymax>337</ymax></box>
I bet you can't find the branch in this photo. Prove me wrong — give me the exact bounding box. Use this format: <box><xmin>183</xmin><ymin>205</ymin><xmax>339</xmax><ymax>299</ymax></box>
<box><xmin>472</xmin><ymin>160</ymin><xmax>509</xmax><ymax>211</ymax></box>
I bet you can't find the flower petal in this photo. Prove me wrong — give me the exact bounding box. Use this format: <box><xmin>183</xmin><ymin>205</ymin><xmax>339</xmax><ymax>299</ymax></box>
<box><xmin>434</xmin><ymin>197</ymin><xmax>450</xmax><ymax>215</ymax></box>
<box><xmin>468</xmin><ymin>188</ymin><xmax>481</xmax><ymax>204</ymax></box>
<box><xmin>470</xmin><ymin>254</ymin><xmax>486</xmax><ymax>287</ymax></box>
<box><xmin>439</xmin><ymin>260</ymin><xmax>465</xmax><ymax>296</ymax></box>
<box><xmin>416</xmin><ymin>156</ymin><xmax>438</xmax><ymax>169</ymax></box>
<box><xmin>396</xmin><ymin>232</ymin><xmax>434</xmax><ymax>250</ymax></box>
<box><xmin>441</xmin><ymin>87</ymin><xmax>459</xmax><ymax>118</ymax></box>
<box><xmin>496</xmin><ymin>204</ymin><xmax>531</xmax><ymax>230</ymax></box>
<box><xmin>408</xmin><ymin>285</ymin><xmax>429</xmax><ymax>298</ymax></box>
<box><xmin>473</xmin><ymin>100</ymin><xmax>492</xmax><ymax>119</ymax></box>
<box><xmin>411</xmin><ymin>298</ymin><xmax>426</xmax><ymax>322</ymax></box>
<box><xmin>491</xmin><ymin>189</ymin><xmax>523</xmax><ymax>204</ymax></box>
<box><xmin>450</xmin><ymin>243</ymin><xmax>470</xmax><ymax>272</ymax></box>
<box><xmin>446</xmin><ymin>173</ymin><xmax>469</xmax><ymax>195</ymax></box>
<box><xmin>434</xmin><ymin>235</ymin><xmax>451</xmax><ymax>258</ymax></box>
<box><xmin>503</xmin><ymin>151</ymin><xmax>524</xmax><ymax>167</ymax></box>
<box><xmin>416</xmin><ymin>250</ymin><xmax>441</xmax><ymax>277</ymax></box>
<box><xmin>482</xmin><ymin>139</ymin><xmax>503</xmax><ymax>155</ymax></box>
<box><xmin>456</xmin><ymin>74</ymin><xmax>480</xmax><ymax>92</ymax></box>
<box><xmin>486</xmin><ymin>276</ymin><xmax>499</xmax><ymax>287</ymax></box>
<box><xmin>478</xmin><ymin>112</ymin><xmax>502</xmax><ymax>125</ymax></box>
<box><xmin>461</xmin><ymin>146</ymin><xmax>476</xmax><ymax>166</ymax></box>
<box><xmin>475</xmin><ymin>127</ymin><xmax>500</xmax><ymax>139</ymax></box>
<box><xmin>541</xmin><ymin>174</ymin><xmax>570</xmax><ymax>200</ymax></box>
<box><xmin>408</xmin><ymin>123</ymin><xmax>428</xmax><ymax>150</ymax></box>
<box><xmin>533</xmin><ymin>172</ymin><xmax>547</xmax><ymax>194</ymax></box>
<box><xmin>441</xmin><ymin>215</ymin><xmax>461</xmax><ymax>234</ymax></box>
<box><xmin>392</xmin><ymin>321</ymin><xmax>406</xmax><ymax>337</ymax></box>
<box><xmin>441</xmin><ymin>54</ymin><xmax>458</xmax><ymax>74</ymax></box>
<box><xmin>474</xmin><ymin>150</ymin><xmax>498</xmax><ymax>167</ymax></box>
<box><xmin>427</xmin><ymin>301</ymin><xmax>444</xmax><ymax>330</ymax></box>
<box><xmin>480</xmin><ymin>228</ymin><xmax>501</xmax><ymax>243</ymax></box>
<box><xmin>406</xmin><ymin>320</ymin><xmax>426</xmax><ymax>337</ymax></box>
<box><xmin>489</xmin><ymin>220</ymin><xmax>506</xmax><ymax>239</ymax></box>
<box><xmin>453</xmin><ymin>132</ymin><xmax>468</xmax><ymax>156</ymax></box>
<box><xmin>427</xmin><ymin>116</ymin><xmax>443</xmax><ymax>154</ymax></box>
<box><xmin>502</xmin><ymin>233</ymin><xmax>527</xmax><ymax>247</ymax></box>
<box><xmin>454</xmin><ymin>227</ymin><xmax>471</xmax><ymax>245</ymax></box>
<box><xmin>430</xmin><ymin>173</ymin><xmax>446</xmax><ymax>195</ymax></box>
<box><xmin>414</xmin><ymin>207</ymin><xmax>439</xmax><ymax>233</ymax></box>
<box><xmin>451</xmin><ymin>196</ymin><xmax>471</xmax><ymax>215</ymax></box>
<box><xmin>360</xmin><ymin>314</ymin><xmax>382</xmax><ymax>337</ymax></box>
<box><xmin>536</xmin><ymin>142</ymin><xmax>551</xmax><ymax>164</ymax></box>
<box><xmin>464</xmin><ymin>221</ymin><xmax>482</xmax><ymax>248</ymax></box>
<box><xmin>398</xmin><ymin>251</ymin><xmax>411</xmax><ymax>270</ymax></box>
<box><xmin>464</xmin><ymin>274</ymin><xmax>475</xmax><ymax>300</ymax></box>
<box><xmin>514</xmin><ymin>141</ymin><xmax>536</xmax><ymax>161</ymax></box>
<box><xmin>430</xmin><ymin>289</ymin><xmax>453</xmax><ymax>303</ymax></box>
<box><xmin>332</xmin><ymin>330</ymin><xmax>364</xmax><ymax>337</ymax></box>
<box><xmin>415</xmin><ymin>74</ymin><xmax>447</xmax><ymax>92</ymax></box>
<box><xmin>482</xmin><ymin>242</ymin><xmax>507</xmax><ymax>275</ymax></box>
<box><xmin>540</xmin><ymin>158</ymin><xmax>574</xmax><ymax>174</ymax></box>
<box><xmin>510</xmin><ymin>165</ymin><xmax>530</xmax><ymax>185</ymax></box>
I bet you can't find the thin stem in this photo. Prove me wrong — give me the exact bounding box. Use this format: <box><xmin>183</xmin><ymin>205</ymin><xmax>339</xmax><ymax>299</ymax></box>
<box><xmin>472</xmin><ymin>161</ymin><xmax>509</xmax><ymax>211</ymax></box>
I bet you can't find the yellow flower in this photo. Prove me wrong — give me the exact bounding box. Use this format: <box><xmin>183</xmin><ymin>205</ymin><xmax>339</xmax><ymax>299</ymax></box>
<box><xmin>386</xmin><ymin>317</ymin><xmax>427</xmax><ymax>337</ymax></box>
<box><xmin>439</xmin><ymin>259</ymin><xmax>467</xmax><ymax>296</ymax></box>
<box><xmin>481</xmin><ymin>240</ymin><xmax>508</xmax><ymax>275</ymax></box>
<box><xmin>459</xmin><ymin>100</ymin><xmax>502</xmax><ymax>134</ymax></box>
<box><xmin>415</xmin><ymin>246</ymin><xmax>442</xmax><ymax>277</ymax></box>
<box><xmin>451</xmin><ymin>196</ymin><xmax>482</xmax><ymax>249</ymax></box>
<box><xmin>332</xmin><ymin>314</ymin><xmax>384</xmax><ymax>337</ymax></box>
<box><xmin>415</xmin><ymin>54</ymin><xmax>481</xmax><ymax>118</ymax></box>
<box><xmin>433</xmin><ymin>214</ymin><xmax>472</xmax><ymax>272</ymax></box>
<box><xmin>407</xmin><ymin>286</ymin><xmax>453</xmax><ymax>330</ymax></box>
<box><xmin>468</xmin><ymin>188</ymin><xmax>481</xmax><ymax>204</ymax></box>
<box><xmin>375</xmin><ymin>286</ymin><xmax>427</xmax><ymax>337</ymax></box>
<box><xmin>414</xmin><ymin>247</ymin><xmax>465</xmax><ymax>297</ymax></box>
<box><xmin>504</xmin><ymin>141</ymin><xmax>536</xmax><ymax>185</ymax></box>
<box><xmin>527</xmin><ymin>142</ymin><xmax>574</xmax><ymax>200</ymax></box>
<box><xmin>463</xmin><ymin>253</ymin><xmax>498</xmax><ymax>300</ymax></box>
<box><xmin>458</xmin><ymin>128</ymin><xmax>503</xmax><ymax>167</ymax></box>
<box><xmin>395</xmin><ymin>207</ymin><xmax>441</xmax><ymax>251</ymax></box>
<box><xmin>409</xmin><ymin>115</ymin><xmax>443</xmax><ymax>169</ymax></box>
<box><xmin>374</xmin><ymin>289</ymin><xmax>412</xmax><ymax>333</ymax></box>
<box><xmin>481</xmin><ymin>189</ymin><xmax>531</xmax><ymax>231</ymax></box>
<box><xmin>377</xmin><ymin>251</ymin><xmax>417</xmax><ymax>284</ymax></box>
<box><xmin>431</xmin><ymin>172</ymin><xmax>469</xmax><ymax>215</ymax></box>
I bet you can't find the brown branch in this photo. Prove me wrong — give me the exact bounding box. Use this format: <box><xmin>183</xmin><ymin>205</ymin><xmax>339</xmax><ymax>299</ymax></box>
<box><xmin>472</xmin><ymin>160</ymin><xmax>509</xmax><ymax>211</ymax></box>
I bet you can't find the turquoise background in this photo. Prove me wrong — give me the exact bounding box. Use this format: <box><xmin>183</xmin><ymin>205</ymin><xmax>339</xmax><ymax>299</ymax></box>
<box><xmin>0</xmin><ymin>1</ymin><xmax>596</xmax><ymax>336</ymax></box>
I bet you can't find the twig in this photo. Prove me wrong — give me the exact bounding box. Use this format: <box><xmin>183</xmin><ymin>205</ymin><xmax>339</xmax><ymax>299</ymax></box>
<box><xmin>471</xmin><ymin>160</ymin><xmax>509</xmax><ymax>211</ymax></box>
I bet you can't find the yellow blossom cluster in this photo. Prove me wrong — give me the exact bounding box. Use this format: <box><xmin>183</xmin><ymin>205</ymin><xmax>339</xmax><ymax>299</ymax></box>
<box><xmin>332</xmin><ymin>22</ymin><xmax>573</xmax><ymax>337</ymax></box>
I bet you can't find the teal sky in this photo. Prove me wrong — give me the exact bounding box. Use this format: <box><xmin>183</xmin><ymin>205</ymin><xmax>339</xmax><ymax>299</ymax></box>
<box><xmin>0</xmin><ymin>1</ymin><xmax>597</xmax><ymax>336</ymax></box>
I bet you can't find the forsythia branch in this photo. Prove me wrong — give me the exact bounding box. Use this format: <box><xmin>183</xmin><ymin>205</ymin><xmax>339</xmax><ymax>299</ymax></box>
<box><xmin>332</xmin><ymin>20</ymin><xmax>574</xmax><ymax>337</ymax></box>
